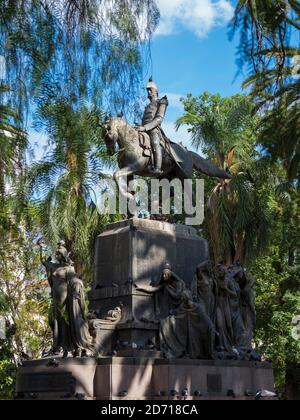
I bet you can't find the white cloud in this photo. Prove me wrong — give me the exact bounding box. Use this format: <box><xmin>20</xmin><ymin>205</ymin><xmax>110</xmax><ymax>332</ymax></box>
<box><xmin>28</xmin><ymin>131</ymin><xmax>49</xmax><ymax>162</ymax></box>
<box><xmin>163</xmin><ymin>93</ymin><xmax>184</xmax><ymax>111</ymax></box>
<box><xmin>155</xmin><ymin>0</ymin><xmax>234</xmax><ymax>38</ymax></box>
<box><xmin>162</xmin><ymin>121</ymin><xmax>191</xmax><ymax>148</ymax></box>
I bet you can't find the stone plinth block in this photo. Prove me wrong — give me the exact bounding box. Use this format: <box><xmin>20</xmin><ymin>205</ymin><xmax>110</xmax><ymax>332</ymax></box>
<box><xmin>89</xmin><ymin>219</ymin><xmax>208</xmax><ymax>352</ymax></box>
<box><xmin>90</xmin><ymin>218</ymin><xmax>208</xmax><ymax>319</ymax></box>
<box><xmin>92</xmin><ymin>218</ymin><xmax>208</xmax><ymax>291</ymax></box>
<box><xmin>152</xmin><ymin>359</ymin><xmax>275</xmax><ymax>401</ymax></box>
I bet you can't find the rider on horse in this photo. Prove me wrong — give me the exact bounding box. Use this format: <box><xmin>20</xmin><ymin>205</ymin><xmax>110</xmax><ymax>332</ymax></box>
<box><xmin>136</xmin><ymin>78</ymin><xmax>169</xmax><ymax>176</ymax></box>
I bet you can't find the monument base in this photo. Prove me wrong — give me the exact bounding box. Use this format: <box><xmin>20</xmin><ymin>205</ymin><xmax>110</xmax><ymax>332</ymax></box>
<box><xmin>16</xmin><ymin>357</ymin><xmax>275</xmax><ymax>400</ymax></box>
<box><xmin>15</xmin><ymin>358</ymin><xmax>97</xmax><ymax>400</ymax></box>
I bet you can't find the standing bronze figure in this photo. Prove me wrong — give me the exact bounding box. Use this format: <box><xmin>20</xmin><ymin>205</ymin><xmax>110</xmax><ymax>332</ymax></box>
<box><xmin>192</xmin><ymin>260</ymin><xmax>217</xmax><ymax>322</ymax></box>
<box><xmin>215</xmin><ymin>264</ymin><xmax>236</xmax><ymax>357</ymax></box>
<box><xmin>39</xmin><ymin>240</ymin><xmax>94</xmax><ymax>358</ymax></box>
<box><xmin>136</xmin><ymin>78</ymin><xmax>168</xmax><ymax>175</ymax></box>
<box><xmin>239</xmin><ymin>272</ymin><xmax>257</xmax><ymax>353</ymax></box>
<box><xmin>227</xmin><ymin>264</ymin><xmax>249</xmax><ymax>353</ymax></box>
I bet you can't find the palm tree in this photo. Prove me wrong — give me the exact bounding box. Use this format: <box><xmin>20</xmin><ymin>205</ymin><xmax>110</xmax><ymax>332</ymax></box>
<box><xmin>232</xmin><ymin>0</ymin><xmax>300</xmax><ymax>75</ymax></box>
<box><xmin>27</xmin><ymin>98</ymin><xmax>118</xmax><ymax>278</ymax></box>
<box><xmin>232</xmin><ymin>1</ymin><xmax>300</xmax><ymax>185</ymax></box>
<box><xmin>177</xmin><ymin>93</ymin><xmax>273</xmax><ymax>265</ymax></box>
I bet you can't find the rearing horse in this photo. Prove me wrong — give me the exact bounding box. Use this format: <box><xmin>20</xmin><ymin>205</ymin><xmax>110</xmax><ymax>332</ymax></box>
<box><xmin>104</xmin><ymin>116</ymin><xmax>231</xmax><ymax>201</ymax></box>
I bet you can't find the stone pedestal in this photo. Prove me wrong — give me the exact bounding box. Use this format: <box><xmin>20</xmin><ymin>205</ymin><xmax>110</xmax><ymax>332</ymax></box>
<box><xmin>16</xmin><ymin>357</ymin><xmax>275</xmax><ymax>400</ymax></box>
<box><xmin>89</xmin><ymin>219</ymin><xmax>208</xmax><ymax>354</ymax></box>
<box><xmin>16</xmin><ymin>358</ymin><xmax>97</xmax><ymax>400</ymax></box>
<box><xmin>15</xmin><ymin>219</ymin><xmax>276</xmax><ymax>401</ymax></box>
<box><xmin>92</xmin><ymin>218</ymin><xmax>208</xmax><ymax>292</ymax></box>
<box><xmin>95</xmin><ymin>358</ymin><xmax>275</xmax><ymax>400</ymax></box>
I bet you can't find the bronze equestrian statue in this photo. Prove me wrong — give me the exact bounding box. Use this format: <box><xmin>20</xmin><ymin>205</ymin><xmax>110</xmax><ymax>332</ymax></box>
<box><xmin>136</xmin><ymin>78</ymin><xmax>168</xmax><ymax>176</ymax></box>
<box><xmin>104</xmin><ymin>79</ymin><xmax>231</xmax><ymax>201</ymax></box>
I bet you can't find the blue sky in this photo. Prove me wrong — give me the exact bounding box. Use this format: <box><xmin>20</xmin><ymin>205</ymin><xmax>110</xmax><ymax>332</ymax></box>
<box><xmin>147</xmin><ymin>0</ymin><xmax>243</xmax><ymax>148</ymax></box>
<box><xmin>30</xmin><ymin>0</ymin><xmax>244</xmax><ymax>159</ymax></box>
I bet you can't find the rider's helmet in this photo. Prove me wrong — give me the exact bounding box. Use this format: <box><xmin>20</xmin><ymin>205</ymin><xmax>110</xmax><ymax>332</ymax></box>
<box><xmin>146</xmin><ymin>77</ymin><xmax>158</xmax><ymax>94</ymax></box>
<box><xmin>56</xmin><ymin>244</ymin><xmax>68</xmax><ymax>261</ymax></box>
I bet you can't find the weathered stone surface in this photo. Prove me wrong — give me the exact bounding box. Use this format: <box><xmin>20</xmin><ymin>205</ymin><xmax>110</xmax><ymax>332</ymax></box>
<box><xmin>92</xmin><ymin>218</ymin><xmax>209</xmax><ymax>291</ymax></box>
<box><xmin>16</xmin><ymin>218</ymin><xmax>276</xmax><ymax>401</ymax></box>
<box><xmin>16</xmin><ymin>358</ymin><xmax>97</xmax><ymax>400</ymax></box>
<box><xmin>17</xmin><ymin>351</ymin><xmax>274</xmax><ymax>400</ymax></box>
<box><xmin>15</xmin><ymin>357</ymin><xmax>275</xmax><ymax>400</ymax></box>
<box><xmin>152</xmin><ymin>359</ymin><xmax>275</xmax><ymax>400</ymax></box>
<box><xmin>91</xmin><ymin>320</ymin><xmax>159</xmax><ymax>355</ymax></box>
<box><xmin>95</xmin><ymin>358</ymin><xmax>275</xmax><ymax>400</ymax></box>
<box><xmin>89</xmin><ymin>219</ymin><xmax>209</xmax><ymax>354</ymax></box>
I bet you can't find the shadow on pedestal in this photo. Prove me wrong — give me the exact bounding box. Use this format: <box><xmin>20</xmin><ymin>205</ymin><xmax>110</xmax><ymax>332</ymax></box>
<box><xmin>16</xmin><ymin>357</ymin><xmax>276</xmax><ymax>400</ymax></box>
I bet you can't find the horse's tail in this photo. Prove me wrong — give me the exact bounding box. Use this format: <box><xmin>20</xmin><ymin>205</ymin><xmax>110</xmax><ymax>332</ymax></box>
<box><xmin>190</xmin><ymin>151</ymin><xmax>231</xmax><ymax>179</ymax></box>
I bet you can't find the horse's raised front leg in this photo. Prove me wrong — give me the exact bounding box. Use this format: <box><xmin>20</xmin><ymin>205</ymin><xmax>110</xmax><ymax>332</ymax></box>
<box><xmin>114</xmin><ymin>167</ymin><xmax>135</xmax><ymax>201</ymax></box>
<box><xmin>114</xmin><ymin>167</ymin><xmax>140</xmax><ymax>218</ymax></box>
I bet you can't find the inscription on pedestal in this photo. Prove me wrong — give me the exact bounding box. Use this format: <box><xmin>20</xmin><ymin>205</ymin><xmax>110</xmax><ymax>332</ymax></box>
<box><xmin>17</xmin><ymin>372</ymin><xmax>75</xmax><ymax>394</ymax></box>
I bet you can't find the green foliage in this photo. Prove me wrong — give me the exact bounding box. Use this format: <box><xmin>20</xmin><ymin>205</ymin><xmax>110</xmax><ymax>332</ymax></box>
<box><xmin>0</xmin><ymin>319</ymin><xmax>18</xmax><ymax>401</ymax></box>
<box><xmin>177</xmin><ymin>93</ymin><xmax>257</xmax><ymax>167</ymax></box>
<box><xmin>0</xmin><ymin>0</ymin><xmax>160</xmax><ymax>118</ymax></box>
<box><xmin>232</xmin><ymin>1</ymin><xmax>300</xmax><ymax>76</ymax></box>
<box><xmin>0</xmin><ymin>0</ymin><xmax>160</xmax><ymax>401</ymax></box>
<box><xmin>251</xmin><ymin>254</ymin><xmax>300</xmax><ymax>394</ymax></box>
<box><xmin>0</xmin><ymin>0</ymin><xmax>299</xmax><ymax>401</ymax></box>
<box><xmin>177</xmin><ymin>93</ymin><xmax>275</xmax><ymax>265</ymax></box>
<box><xmin>232</xmin><ymin>1</ymin><xmax>300</xmax><ymax>185</ymax></box>
<box><xmin>178</xmin><ymin>90</ymin><xmax>300</xmax><ymax>397</ymax></box>
<box><xmin>0</xmin><ymin>359</ymin><xmax>16</xmax><ymax>400</ymax></box>
<box><xmin>0</xmin><ymin>228</ymin><xmax>52</xmax><ymax>400</ymax></box>
<box><xmin>0</xmin><ymin>86</ymin><xmax>53</xmax><ymax>397</ymax></box>
<box><xmin>26</xmin><ymin>98</ymin><xmax>121</xmax><ymax>278</ymax></box>
<box><xmin>231</xmin><ymin>7</ymin><xmax>300</xmax><ymax>395</ymax></box>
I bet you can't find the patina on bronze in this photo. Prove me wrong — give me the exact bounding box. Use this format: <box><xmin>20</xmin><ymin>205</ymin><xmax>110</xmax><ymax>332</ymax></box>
<box><xmin>39</xmin><ymin>240</ymin><xmax>94</xmax><ymax>358</ymax></box>
<box><xmin>136</xmin><ymin>78</ymin><xmax>168</xmax><ymax>175</ymax></box>
<box><xmin>104</xmin><ymin>79</ymin><xmax>231</xmax><ymax>202</ymax></box>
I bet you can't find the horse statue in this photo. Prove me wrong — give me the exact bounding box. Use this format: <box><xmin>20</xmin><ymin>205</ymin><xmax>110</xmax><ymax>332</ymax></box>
<box><xmin>104</xmin><ymin>116</ymin><xmax>231</xmax><ymax>201</ymax></box>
